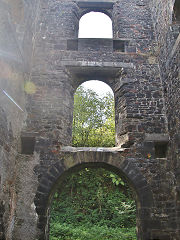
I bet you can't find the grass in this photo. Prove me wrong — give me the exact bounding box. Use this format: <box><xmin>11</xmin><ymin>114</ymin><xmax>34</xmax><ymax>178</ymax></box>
<box><xmin>50</xmin><ymin>223</ymin><xmax>137</xmax><ymax>240</ymax></box>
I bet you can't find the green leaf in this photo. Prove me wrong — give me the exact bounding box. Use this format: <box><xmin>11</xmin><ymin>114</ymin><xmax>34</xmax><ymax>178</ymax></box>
<box><xmin>72</xmin><ymin>86</ymin><xmax>115</xmax><ymax>147</ymax></box>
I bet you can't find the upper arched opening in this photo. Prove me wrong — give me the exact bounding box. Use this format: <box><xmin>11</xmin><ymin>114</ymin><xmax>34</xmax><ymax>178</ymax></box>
<box><xmin>78</xmin><ymin>12</ymin><xmax>113</xmax><ymax>38</ymax></box>
<box><xmin>72</xmin><ymin>80</ymin><xmax>115</xmax><ymax>147</ymax></box>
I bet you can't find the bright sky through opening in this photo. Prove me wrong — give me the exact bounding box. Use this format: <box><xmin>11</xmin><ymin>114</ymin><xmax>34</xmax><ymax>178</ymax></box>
<box><xmin>78</xmin><ymin>12</ymin><xmax>113</xmax><ymax>38</ymax></box>
<box><xmin>81</xmin><ymin>80</ymin><xmax>113</xmax><ymax>97</ymax></box>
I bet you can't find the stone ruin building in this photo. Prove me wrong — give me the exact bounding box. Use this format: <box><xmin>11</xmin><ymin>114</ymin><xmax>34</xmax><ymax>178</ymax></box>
<box><xmin>0</xmin><ymin>0</ymin><xmax>179</xmax><ymax>239</ymax></box>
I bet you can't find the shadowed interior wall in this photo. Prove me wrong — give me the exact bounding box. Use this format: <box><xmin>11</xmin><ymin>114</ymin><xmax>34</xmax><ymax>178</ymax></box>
<box><xmin>149</xmin><ymin>0</ymin><xmax>180</xmax><ymax>238</ymax></box>
<box><xmin>0</xmin><ymin>0</ymin><xmax>40</xmax><ymax>238</ymax></box>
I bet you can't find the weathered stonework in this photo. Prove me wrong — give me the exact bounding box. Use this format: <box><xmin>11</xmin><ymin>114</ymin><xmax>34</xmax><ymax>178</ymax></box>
<box><xmin>0</xmin><ymin>0</ymin><xmax>179</xmax><ymax>239</ymax></box>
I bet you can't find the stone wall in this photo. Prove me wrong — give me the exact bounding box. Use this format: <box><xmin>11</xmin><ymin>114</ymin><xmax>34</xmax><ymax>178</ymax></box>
<box><xmin>23</xmin><ymin>1</ymin><xmax>171</xmax><ymax>239</ymax></box>
<box><xmin>149</xmin><ymin>0</ymin><xmax>180</xmax><ymax>238</ymax></box>
<box><xmin>25</xmin><ymin>0</ymin><xmax>168</xmax><ymax>146</ymax></box>
<box><xmin>0</xmin><ymin>0</ymin><xmax>179</xmax><ymax>239</ymax></box>
<box><xmin>0</xmin><ymin>0</ymin><xmax>40</xmax><ymax>239</ymax></box>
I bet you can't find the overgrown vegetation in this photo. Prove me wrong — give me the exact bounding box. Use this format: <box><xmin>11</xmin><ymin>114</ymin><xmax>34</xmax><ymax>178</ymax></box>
<box><xmin>50</xmin><ymin>86</ymin><xmax>137</xmax><ymax>239</ymax></box>
<box><xmin>50</xmin><ymin>169</ymin><xmax>136</xmax><ymax>240</ymax></box>
<box><xmin>50</xmin><ymin>224</ymin><xmax>136</xmax><ymax>240</ymax></box>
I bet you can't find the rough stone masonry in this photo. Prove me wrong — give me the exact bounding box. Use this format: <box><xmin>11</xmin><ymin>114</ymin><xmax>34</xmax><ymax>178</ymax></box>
<box><xmin>0</xmin><ymin>0</ymin><xmax>179</xmax><ymax>239</ymax></box>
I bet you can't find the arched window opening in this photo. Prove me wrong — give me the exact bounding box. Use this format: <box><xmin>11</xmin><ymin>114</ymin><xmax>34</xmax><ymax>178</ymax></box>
<box><xmin>173</xmin><ymin>0</ymin><xmax>180</xmax><ymax>23</ymax></box>
<box><xmin>49</xmin><ymin>167</ymin><xmax>137</xmax><ymax>239</ymax></box>
<box><xmin>78</xmin><ymin>12</ymin><xmax>113</xmax><ymax>38</ymax></box>
<box><xmin>72</xmin><ymin>80</ymin><xmax>115</xmax><ymax>147</ymax></box>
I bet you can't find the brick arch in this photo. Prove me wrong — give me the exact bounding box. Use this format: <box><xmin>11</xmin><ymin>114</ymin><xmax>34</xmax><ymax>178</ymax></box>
<box><xmin>34</xmin><ymin>151</ymin><xmax>154</xmax><ymax>240</ymax></box>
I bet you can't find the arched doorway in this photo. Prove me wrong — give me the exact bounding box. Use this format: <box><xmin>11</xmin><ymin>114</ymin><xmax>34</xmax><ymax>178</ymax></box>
<box><xmin>49</xmin><ymin>165</ymin><xmax>136</xmax><ymax>239</ymax></box>
<box><xmin>34</xmin><ymin>152</ymin><xmax>154</xmax><ymax>240</ymax></box>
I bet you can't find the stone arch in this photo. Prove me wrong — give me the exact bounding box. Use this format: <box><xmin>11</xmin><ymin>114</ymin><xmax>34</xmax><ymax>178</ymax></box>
<box><xmin>34</xmin><ymin>151</ymin><xmax>154</xmax><ymax>240</ymax></box>
<box><xmin>71</xmin><ymin>77</ymin><xmax>119</xmax><ymax>146</ymax></box>
<box><xmin>72</xmin><ymin>80</ymin><xmax>115</xmax><ymax>147</ymax></box>
<box><xmin>69</xmin><ymin>65</ymin><xmax>121</xmax><ymax>95</ymax></box>
<box><xmin>68</xmin><ymin>65</ymin><xmax>132</xmax><ymax>147</ymax></box>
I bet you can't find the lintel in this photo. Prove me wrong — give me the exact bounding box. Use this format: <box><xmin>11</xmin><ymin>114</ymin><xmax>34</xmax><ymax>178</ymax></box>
<box><xmin>60</xmin><ymin>146</ymin><xmax>125</xmax><ymax>153</ymax></box>
<box><xmin>63</xmin><ymin>61</ymin><xmax>135</xmax><ymax>81</ymax></box>
<box><xmin>77</xmin><ymin>0</ymin><xmax>116</xmax><ymax>9</ymax></box>
<box><xmin>62</xmin><ymin>60</ymin><xmax>135</xmax><ymax>69</ymax></box>
<box><xmin>144</xmin><ymin>134</ymin><xmax>170</xmax><ymax>142</ymax></box>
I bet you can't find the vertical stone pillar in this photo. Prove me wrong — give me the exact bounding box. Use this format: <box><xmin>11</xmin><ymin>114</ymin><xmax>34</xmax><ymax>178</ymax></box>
<box><xmin>24</xmin><ymin>1</ymin><xmax>80</xmax><ymax>146</ymax></box>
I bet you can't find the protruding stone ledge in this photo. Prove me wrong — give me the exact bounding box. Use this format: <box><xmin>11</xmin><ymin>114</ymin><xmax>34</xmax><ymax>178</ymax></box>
<box><xmin>62</xmin><ymin>60</ymin><xmax>135</xmax><ymax>69</ymax></box>
<box><xmin>63</xmin><ymin>61</ymin><xmax>135</xmax><ymax>82</ymax></box>
<box><xmin>76</xmin><ymin>0</ymin><xmax>116</xmax><ymax>9</ymax></box>
<box><xmin>144</xmin><ymin>133</ymin><xmax>170</xmax><ymax>142</ymax></box>
<box><xmin>60</xmin><ymin>146</ymin><xmax>125</xmax><ymax>153</ymax></box>
<box><xmin>66</xmin><ymin>38</ymin><xmax>134</xmax><ymax>53</ymax></box>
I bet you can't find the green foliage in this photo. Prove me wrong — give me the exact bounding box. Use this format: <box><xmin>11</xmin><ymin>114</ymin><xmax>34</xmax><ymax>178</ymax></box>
<box><xmin>110</xmin><ymin>173</ymin><xmax>125</xmax><ymax>186</ymax></box>
<box><xmin>50</xmin><ymin>85</ymin><xmax>136</xmax><ymax>239</ymax></box>
<box><xmin>50</xmin><ymin>168</ymin><xmax>137</xmax><ymax>239</ymax></box>
<box><xmin>72</xmin><ymin>86</ymin><xmax>115</xmax><ymax>147</ymax></box>
<box><xmin>50</xmin><ymin>224</ymin><xmax>136</xmax><ymax>240</ymax></box>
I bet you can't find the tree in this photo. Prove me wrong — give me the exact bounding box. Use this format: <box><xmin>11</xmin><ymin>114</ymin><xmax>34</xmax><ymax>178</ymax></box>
<box><xmin>72</xmin><ymin>86</ymin><xmax>115</xmax><ymax>147</ymax></box>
